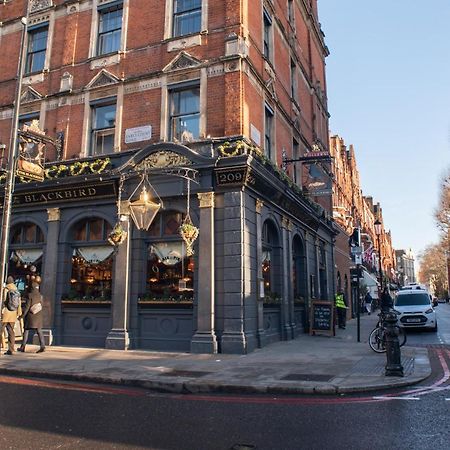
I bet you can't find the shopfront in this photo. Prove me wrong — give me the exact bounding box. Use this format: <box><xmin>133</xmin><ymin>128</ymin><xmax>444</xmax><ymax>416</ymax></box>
<box><xmin>5</xmin><ymin>140</ymin><xmax>336</xmax><ymax>354</ymax></box>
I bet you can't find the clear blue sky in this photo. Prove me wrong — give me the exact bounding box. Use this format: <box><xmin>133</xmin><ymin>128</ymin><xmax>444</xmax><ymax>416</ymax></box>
<box><xmin>319</xmin><ymin>1</ymin><xmax>450</xmax><ymax>260</ymax></box>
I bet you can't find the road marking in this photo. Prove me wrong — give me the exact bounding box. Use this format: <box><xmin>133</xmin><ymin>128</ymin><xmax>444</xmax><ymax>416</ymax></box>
<box><xmin>372</xmin><ymin>396</ymin><xmax>420</xmax><ymax>401</ymax></box>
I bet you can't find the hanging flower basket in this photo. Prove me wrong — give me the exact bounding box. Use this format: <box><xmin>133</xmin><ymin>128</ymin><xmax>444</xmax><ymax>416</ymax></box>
<box><xmin>179</xmin><ymin>221</ymin><xmax>199</xmax><ymax>256</ymax></box>
<box><xmin>108</xmin><ymin>223</ymin><xmax>127</xmax><ymax>246</ymax></box>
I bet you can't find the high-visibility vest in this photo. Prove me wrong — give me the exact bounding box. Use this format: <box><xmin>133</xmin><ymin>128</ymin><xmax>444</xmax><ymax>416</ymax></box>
<box><xmin>335</xmin><ymin>293</ymin><xmax>346</xmax><ymax>309</ymax></box>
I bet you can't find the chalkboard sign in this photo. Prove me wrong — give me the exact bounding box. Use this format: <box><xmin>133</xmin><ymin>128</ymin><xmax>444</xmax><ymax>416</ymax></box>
<box><xmin>310</xmin><ymin>301</ymin><xmax>335</xmax><ymax>336</ymax></box>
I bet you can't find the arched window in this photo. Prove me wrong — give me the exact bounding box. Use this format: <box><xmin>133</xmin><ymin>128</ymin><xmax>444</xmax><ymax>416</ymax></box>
<box><xmin>292</xmin><ymin>235</ymin><xmax>306</xmax><ymax>301</ymax></box>
<box><xmin>9</xmin><ymin>222</ymin><xmax>45</xmax><ymax>294</ymax></box>
<box><xmin>262</xmin><ymin>220</ymin><xmax>281</xmax><ymax>300</ymax></box>
<box><xmin>68</xmin><ymin>218</ymin><xmax>113</xmax><ymax>301</ymax></box>
<box><xmin>143</xmin><ymin>210</ymin><xmax>194</xmax><ymax>302</ymax></box>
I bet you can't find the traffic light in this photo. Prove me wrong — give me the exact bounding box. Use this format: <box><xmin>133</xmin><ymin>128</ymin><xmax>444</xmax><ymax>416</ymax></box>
<box><xmin>349</xmin><ymin>227</ymin><xmax>361</xmax><ymax>247</ymax></box>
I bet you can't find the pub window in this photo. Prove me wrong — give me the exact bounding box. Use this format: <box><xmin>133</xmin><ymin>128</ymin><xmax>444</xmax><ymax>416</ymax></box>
<box><xmin>9</xmin><ymin>222</ymin><xmax>44</xmax><ymax>295</ymax></box>
<box><xmin>97</xmin><ymin>3</ymin><xmax>123</xmax><ymax>56</ymax></box>
<box><xmin>67</xmin><ymin>218</ymin><xmax>113</xmax><ymax>301</ymax></box>
<box><xmin>262</xmin><ymin>220</ymin><xmax>281</xmax><ymax>302</ymax></box>
<box><xmin>90</xmin><ymin>100</ymin><xmax>116</xmax><ymax>156</ymax></box>
<box><xmin>169</xmin><ymin>83</ymin><xmax>200</xmax><ymax>142</ymax></box>
<box><xmin>25</xmin><ymin>25</ymin><xmax>48</xmax><ymax>74</ymax></box>
<box><xmin>142</xmin><ymin>210</ymin><xmax>194</xmax><ymax>302</ymax></box>
<box><xmin>173</xmin><ymin>0</ymin><xmax>201</xmax><ymax>37</ymax></box>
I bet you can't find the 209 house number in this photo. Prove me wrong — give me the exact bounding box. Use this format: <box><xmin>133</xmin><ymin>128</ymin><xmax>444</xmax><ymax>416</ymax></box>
<box><xmin>215</xmin><ymin>168</ymin><xmax>248</xmax><ymax>186</ymax></box>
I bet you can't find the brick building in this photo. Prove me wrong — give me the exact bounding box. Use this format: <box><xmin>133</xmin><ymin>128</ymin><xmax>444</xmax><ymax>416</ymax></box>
<box><xmin>330</xmin><ymin>135</ymin><xmax>396</xmax><ymax>312</ymax></box>
<box><xmin>0</xmin><ymin>0</ymin><xmax>335</xmax><ymax>353</ymax></box>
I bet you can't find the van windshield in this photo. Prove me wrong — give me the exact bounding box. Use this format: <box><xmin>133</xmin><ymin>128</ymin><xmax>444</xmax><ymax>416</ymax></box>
<box><xmin>395</xmin><ymin>293</ymin><xmax>430</xmax><ymax>306</ymax></box>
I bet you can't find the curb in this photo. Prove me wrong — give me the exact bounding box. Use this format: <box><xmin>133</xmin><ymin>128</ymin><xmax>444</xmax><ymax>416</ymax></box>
<box><xmin>0</xmin><ymin>364</ymin><xmax>431</xmax><ymax>396</ymax></box>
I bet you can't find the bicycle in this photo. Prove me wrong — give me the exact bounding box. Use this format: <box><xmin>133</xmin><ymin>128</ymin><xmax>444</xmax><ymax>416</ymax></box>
<box><xmin>368</xmin><ymin>311</ymin><xmax>406</xmax><ymax>353</ymax></box>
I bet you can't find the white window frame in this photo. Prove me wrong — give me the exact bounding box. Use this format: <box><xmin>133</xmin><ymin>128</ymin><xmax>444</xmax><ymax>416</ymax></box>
<box><xmin>88</xmin><ymin>0</ymin><xmax>129</xmax><ymax>60</ymax></box>
<box><xmin>164</xmin><ymin>0</ymin><xmax>208</xmax><ymax>40</ymax></box>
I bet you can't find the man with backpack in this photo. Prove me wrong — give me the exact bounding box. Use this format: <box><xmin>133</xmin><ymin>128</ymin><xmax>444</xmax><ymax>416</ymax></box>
<box><xmin>1</xmin><ymin>276</ymin><xmax>22</xmax><ymax>355</ymax></box>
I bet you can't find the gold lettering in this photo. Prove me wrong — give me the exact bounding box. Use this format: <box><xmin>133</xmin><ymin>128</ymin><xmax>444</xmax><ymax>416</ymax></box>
<box><xmin>24</xmin><ymin>195</ymin><xmax>32</xmax><ymax>203</ymax></box>
<box><xmin>56</xmin><ymin>192</ymin><xmax>63</xmax><ymax>199</ymax></box>
<box><xmin>65</xmin><ymin>191</ymin><xmax>72</xmax><ymax>199</ymax></box>
<box><xmin>88</xmin><ymin>188</ymin><xmax>96</xmax><ymax>195</ymax></box>
<box><xmin>79</xmin><ymin>189</ymin><xmax>87</xmax><ymax>197</ymax></box>
<box><xmin>47</xmin><ymin>192</ymin><xmax>55</xmax><ymax>200</ymax></box>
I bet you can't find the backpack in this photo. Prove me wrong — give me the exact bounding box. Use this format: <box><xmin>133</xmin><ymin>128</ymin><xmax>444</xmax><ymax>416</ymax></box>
<box><xmin>6</xmin><ymin>290</ymin><xmax>21</xmax><ymax>311</ymax></box>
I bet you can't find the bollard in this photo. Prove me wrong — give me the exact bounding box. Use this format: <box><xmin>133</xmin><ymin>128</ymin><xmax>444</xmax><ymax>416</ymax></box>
<box><xmin>384</xmin><ymin>312</ymin><xmax>404</xmax><ymax>377</ymax></box>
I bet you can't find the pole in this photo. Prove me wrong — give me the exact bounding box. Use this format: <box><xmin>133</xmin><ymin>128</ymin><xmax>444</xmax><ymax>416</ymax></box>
<box><xmin>356</xmin><ymin>263</ymin><xmax>360</xmax><ymax>342</ymax></box>
<box><xmin>377</xmin><ymin>234</ymin><xmax>383</xmax><ymax>293</ymax></box>
<box><xmin>0</xmin><ymin>17</ymin><xmax>28</xmax><ymax>302</ymax></box>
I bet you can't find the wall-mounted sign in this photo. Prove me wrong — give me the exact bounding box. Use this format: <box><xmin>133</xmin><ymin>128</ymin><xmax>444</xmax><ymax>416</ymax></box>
<box><xmin>125</xmin><ymin>125</ymin><xmax>152</xmax><ymax>144</ymax></box>
<box><xmin>1</xmin><ymin>182</ymin><xmax>116</xmax><ymax>208</ymax></box>
<box><xmin>215</xmin><ymin>167</ymin><xmax>248</xmax><ymax>187</ymax></box>
<box><xmin>298</xmin><ymin>151</ymin><xmax>331</xmax><ymax>162</ymax></box>
<box><xmin>16</xmin><ymin>158</ymin><xmax>45</xmax><ymax>182</ymax></box>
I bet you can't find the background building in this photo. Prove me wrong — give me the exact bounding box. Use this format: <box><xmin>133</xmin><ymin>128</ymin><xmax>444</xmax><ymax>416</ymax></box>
<box><xmin>395</xmin><ymin>249</ymin><xmax>416</xmax><ymax>286</ymax></box>
<box><xmin>0</xmin><ymin>0</ymin><xmax>335</xmax><ymax>353</ymax></box>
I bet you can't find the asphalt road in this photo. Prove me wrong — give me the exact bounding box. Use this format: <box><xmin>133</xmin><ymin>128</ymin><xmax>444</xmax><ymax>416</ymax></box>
<box><xmin>0</xmin><ymin>305</ymin><xmax>448</xmax><ymax>450</ymax></box>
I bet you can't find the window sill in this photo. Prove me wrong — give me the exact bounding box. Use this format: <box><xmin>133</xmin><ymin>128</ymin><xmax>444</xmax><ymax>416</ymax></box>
<box><xmin>138</xmin><ymin>300</ymin><xmax>193</xmax><ymax>309</ymax></box>
<box><xmin>23</xmin><ymin>72</ymin><xmax>45</xmax><ymax>85</ymax></box>
<box><xmin>90</xmin><ymin>52</ymin><xmax>121</xmax><ymax>70</ymax></box>
<box><xmin>166</xmin><ymin>33</ymin><xmax>203</xmax><ymax>52</ymax></box>
<box><xmin>61</xmin><ymin>299</ymin><xmax>112</xmax><ymax>307</ymax></box>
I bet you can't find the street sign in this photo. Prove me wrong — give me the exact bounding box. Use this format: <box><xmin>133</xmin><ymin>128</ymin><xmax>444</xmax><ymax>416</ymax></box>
<box><xmin>351</xmin><ymin>246</ymin><xmax>362</xmax><ymax>255</ymax></box>
<box><xmin>354</xmin><ymin>254</ymin><xmax>362</xmax><ymax>264</ymax></box>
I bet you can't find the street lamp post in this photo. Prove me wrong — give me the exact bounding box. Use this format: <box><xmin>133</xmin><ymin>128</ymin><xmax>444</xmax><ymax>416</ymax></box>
<box><xmin>0</xmin><ymin>17</ymin><xmax>28</xmax><ymax>297</ymax></box>
<box><xmin>374</xmin><ymin>219</ymin><xmax>383</xmax><ymax>295</ymax></box>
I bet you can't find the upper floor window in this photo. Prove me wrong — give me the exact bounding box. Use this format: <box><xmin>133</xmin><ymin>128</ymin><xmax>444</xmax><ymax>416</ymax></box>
<box><xmin>25</xmin><ymin>26</ymin><xmax>48</xmax><ymax>74</ymax></box>
<box><xmin>97</xmin><ymin>4</ymin><xmax>123</xmax><ymax>56</ymax></box>
<box><xmin>173</xmin><ymin>0</ymin><xmax>201</xmax><ymax>37</ymax></box>
<box><xmin>90</xmin><ymin>101</ymin><xmax>116</xmax><ymax>155</ymax></box>
<box><xmin>169</xmin><ymin>84</ymin><xmax>200</xmax><ymax>142</ymax></box>
<box><xmin>263</xmin><ymin>9</ymin><xmax>272</xmax><ymax>60</ymax></box>
<box><xmin>264</xmin><ymin>104</ymin><xmax>274</xmax><ymax>159</ymax></box>
<box><xmin>288</xmin><ymin>0</ymin><xmax>294</xmax><ymax>25</ymax></box>
<box><xmin>290</xmin><ymin>58</ymin><xmax>297</xmax><ymax>99</ymax></box>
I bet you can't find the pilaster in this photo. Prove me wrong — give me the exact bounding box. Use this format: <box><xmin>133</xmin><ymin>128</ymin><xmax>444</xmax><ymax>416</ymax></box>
<box><xmin>191</xmin><ymin>192</ymin><xmax>218</xmax><ymax>353</ymax></box>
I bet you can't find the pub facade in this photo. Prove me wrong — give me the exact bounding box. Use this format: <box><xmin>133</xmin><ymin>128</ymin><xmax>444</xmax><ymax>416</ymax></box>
<box><xmin>0</xmin><ymin>0</ymin><xmax>335</xmax><ymax>353</ymax></box>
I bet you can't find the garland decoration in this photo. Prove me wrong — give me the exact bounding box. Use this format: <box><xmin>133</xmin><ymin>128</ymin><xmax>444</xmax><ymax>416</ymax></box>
<box><xmin>179</xmin><ymin>178</ymin><xmax>199</xmax><ymax>256</ymax></box>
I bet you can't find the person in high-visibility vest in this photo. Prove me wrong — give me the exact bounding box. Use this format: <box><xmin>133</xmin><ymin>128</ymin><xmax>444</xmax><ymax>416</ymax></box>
<box><xmin>335</xmin><ymin>290</ymin><xmax>348</xmax><ymax>329</ymax></box>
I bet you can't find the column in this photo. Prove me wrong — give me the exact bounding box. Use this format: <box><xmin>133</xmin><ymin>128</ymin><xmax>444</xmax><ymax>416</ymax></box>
<box><xmin>41</xmin><ymin>208</ymin><xmax>60</xmax><ymax>345</ymax></box>
<box><xmin>255</xmin><ymin>199</ymin><xmax>266</xmax><ymax>347</ymax></box>
<box><xmin>191</xmin><ymin>192</ymin><xmax>218</xmax><ymax>353</ymax></box>
<box><xmin>281</xmin><ymin>217</ymin><xmax>295</xmax><ymax>340</ymax></box>
<box><xmin>105</xmin><ymin>213</ymin><xmax>131</xmax><ymax>349</ymax></box>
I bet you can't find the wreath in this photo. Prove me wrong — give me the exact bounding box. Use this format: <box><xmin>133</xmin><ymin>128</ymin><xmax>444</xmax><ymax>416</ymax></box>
<box><xmin>70</xmin><ymin>161</ymin><xmax>89</xmax><ymax>176</ymax></box>
<box><xmin>45</xmin><ymin>164</ymin><xmax>69</xmax><ymax>179</ymax></box>
<box><xmin>218</xmin><ymin>140</ymin><xmax>246</xmax><ymax>157</ymax></box>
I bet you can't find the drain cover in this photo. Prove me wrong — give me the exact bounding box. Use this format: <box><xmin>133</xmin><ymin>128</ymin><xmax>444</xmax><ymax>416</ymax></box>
<box><xmin>162</xmin><ymin>370</ymin><xmax>210</xmax><ymax>378</ymax></box>
<box><xmin>281</xmin><ymin>373</ymin><xmax>334</xmax><ymax>382</ymax></box>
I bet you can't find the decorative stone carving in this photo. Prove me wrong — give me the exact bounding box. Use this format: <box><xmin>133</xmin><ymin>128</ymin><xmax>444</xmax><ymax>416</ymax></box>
<box><xmin>21</xmin><ymin>87</ymin><xmax>42</xmax><ymax>104</ymax></box>
<box><xmin>138</xmin><ymin>151</ymin><xmax>192</xmax><ymax>169</ymax></box>
<box><xmin>255</xmin><ymin>199</ymin><xmax>264</xmax><ymax>214</ymax></box>
<box><xmin>163</xmin><ymin>51</ymin><xmax>201</xmax><ymax>72</ymax></box>
<box><xmin>198</xmin><ymin>192</ymin><xmax>214</xmax><ymax>208</ymax></box>
<box><xmin>86</xmin><ymin>69</ymin><xmax>120</xmax><ymax>90</ymax></box>
<box><xmin>47</xmin><ymin>208</ymin><xmax>60</xmax><ymax>222</ymax></box>
<box><xmin>60</xmin><ymin>72</ymin><xmax>73</xmax><ymax>92</ymax></box>
<box><xmin>29</xmin><ymin>0</ymin><xmax>52</xmax><ymax>14</ymax></box>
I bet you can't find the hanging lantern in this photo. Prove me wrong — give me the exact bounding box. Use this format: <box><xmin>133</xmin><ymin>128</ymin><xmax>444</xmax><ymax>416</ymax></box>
<box><xmin>129</xmin><ymin>186</ymin><xmax>161</xmax><ymax>231</ymax></box>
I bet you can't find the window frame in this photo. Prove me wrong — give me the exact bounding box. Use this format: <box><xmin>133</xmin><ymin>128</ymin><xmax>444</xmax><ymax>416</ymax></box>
<box><xmin>168</xmin><ymin>82</ymin><xmax>200</xmax><ymax>142</ymax></box>
<box><xmin>90</xmin><ymin>99</ymin><xmax>117</xmax><ymax>156</ymax></box>
<box><xmin>263</xmin><ymin>8</ymin><xmax>272</xmax><ymax>61</ymax></box>
<box><xmin>173</xmin><ymin>0</ymin><xmax>202</xmax><ymax>38</ymax></box>
<box><xmin>25</xmin><ymin>24</ymin><xmax>49</xmax><ymax>75</ymax></box>
<box><xmin>97</xmin><ymin>2</ymin><xmax>124</xmax><ymax>57</ymax></box>
<box><xmin>264</xmin><ymin>104</ymin><xmax>274</xmax><ymax>159</ymax></box>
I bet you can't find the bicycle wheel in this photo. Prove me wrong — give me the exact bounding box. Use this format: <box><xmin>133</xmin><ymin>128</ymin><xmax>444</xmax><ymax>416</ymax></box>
<box><xmin>398</xmin><ymin>327</ymin><xmax>407</xmax><ymax>347</ymax></box>
<box><xmin>369</xmin><ymin>327</ymin><xmax>386</xmax><ymax>353</ymax></box>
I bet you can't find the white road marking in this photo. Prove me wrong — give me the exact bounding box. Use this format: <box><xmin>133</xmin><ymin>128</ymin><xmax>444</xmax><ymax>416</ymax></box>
<box><xmin>373</xmin><ymin>396</ymin><xmax>420</xmax><ymax>401</ymax></box>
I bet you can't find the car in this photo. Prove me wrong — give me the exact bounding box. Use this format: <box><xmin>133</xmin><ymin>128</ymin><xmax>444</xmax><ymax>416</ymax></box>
<box><xmin>394</xmin><ymin>288</ymin><xmax>438</xmax><ymax>331</ymax></box>
<box><xmin>437</xmin><ymin>298</ymin><xmax>446</xmax><ymax>303</ymax></box>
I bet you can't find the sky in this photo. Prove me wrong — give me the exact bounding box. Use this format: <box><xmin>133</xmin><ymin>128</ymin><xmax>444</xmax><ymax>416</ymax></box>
<box><xmin>318</xmin><ymin>1</ymin><xmax>450</xmax><ymax>261</ymax></box>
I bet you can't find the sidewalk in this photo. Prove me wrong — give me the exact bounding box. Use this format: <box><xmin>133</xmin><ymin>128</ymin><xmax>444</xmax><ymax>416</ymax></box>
<box><xmin>0</xmin><ymin>313</ymin><xmax>431</xmax><ymax>395</ymax></box>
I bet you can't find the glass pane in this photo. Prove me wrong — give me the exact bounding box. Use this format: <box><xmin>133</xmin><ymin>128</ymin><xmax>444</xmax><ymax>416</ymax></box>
<box><xmin>73</xmin><ymin>221</ymin><xmax>87</xmax><ymax>241</ymax></box>
<box><xmin>163</xmin><ymin>212</ymin><xmax>183</xmax><ymax>235</ymax></box>
<box><xmin>94</xmin><ymin>104</ymin><xmax>116</xmax><ymax>129</ymax></box>
<box><xmin>172</xmin><ymin>114</ymin><xmax>199</xmax><ymax>141</ymax></box>
<box><xmin>99</xmin><ymin>8</ymin><xmax>122</xmax><ymax>33</ymax></box>
<box><xmin>174</xmin><ymin>11</ymin><xmax>201</xmax><ymax>36</ymax></box>
<box><xmin>94</xmin><ymin>130</ymin><xmax>114</xmax><ymax>155</ymax></box>
<box><xmin>11</xmin><ymin>226</ymin><xmax>22</xmax><ymax>244</ymax></box>
<box><xmin>98</xmin><ymin>29</ymin><xmax>121</xmax><ymax>55</ymax></box>
<box><xmin>173</xmin><ymin>89</ymin><xmax>199</xmax><ymax>115</ymax></box>
<box><xmin>36</xmin><ymin>227</ymin><xmax>44</xmax><ymax>243</ymax></box>
<box><xmin>30</xmin><ymin>51</ymin><xmax>46</xmax><ymax>73</ymax></box>
<box><xmin>174</xmin><ymin>0</ymin><xmax>201</xmax><ymax>13</ymax></box>
<box><xmin>30</xmin><ymin>29</ymin><xmax>48</xmax><ymax>52</ymax></box>
<box><xmin>88</xmin><ymin>219</ymin><xmax>103</xmax><ymax>241</ymax></box>
<box><xmin>23</xmin><ymin>224</ymin><xmax>36</xmax><ymax>244</ymax></box>
<box><xmin>68</xmin><ymin>255</ymin><xmax>112</xmax><ymax>301</ymax></box>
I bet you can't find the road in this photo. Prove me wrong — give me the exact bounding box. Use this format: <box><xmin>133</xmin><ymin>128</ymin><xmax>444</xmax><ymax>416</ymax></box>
<box><xmin>0</xmin><ymin>305</ymin><xmax>448</xmax><ymax>450</ymax></box>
